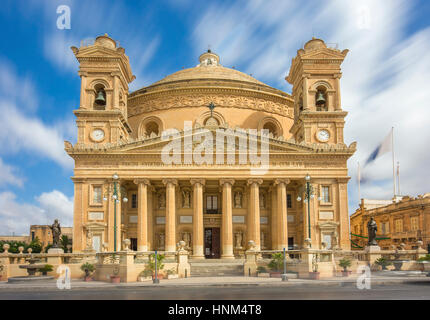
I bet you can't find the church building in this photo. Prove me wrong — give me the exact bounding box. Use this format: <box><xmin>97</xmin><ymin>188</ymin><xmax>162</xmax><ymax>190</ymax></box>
<box><xmin>66</xmin><ymin>34</ymin><xmax>355</xmax><ymax>257</ymax></box>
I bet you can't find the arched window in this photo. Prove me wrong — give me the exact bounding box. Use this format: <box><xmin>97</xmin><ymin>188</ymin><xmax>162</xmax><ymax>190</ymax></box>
<box><xmin>145</xmin><ymin>121</ymin><xmax>159</xmax><ymax>136</ymax></box>
<box><xmin>263</xmin><ymin>122</ymin><xmax>278</xmax><ymax>137</ymax></box>
<box><xmin>93</xmin><ymin>84</ymin><xmax>106</xmax><ymax>110</ymax></box>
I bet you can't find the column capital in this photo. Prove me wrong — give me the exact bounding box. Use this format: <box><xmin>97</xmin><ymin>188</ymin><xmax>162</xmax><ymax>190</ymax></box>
<box><xmin>219</xmin><ymin>179</ymin><xmax>235</xmax><ymax>187</ymax></box>
<box><xmin>273</xmin><ymin>178</ymin><xmax>290</xmax><ymax>187</ymax></box>
<box><xmin>247</xmin><ymin>179</ymin><xmax>263</xmax><ymax>186</ymax></box>
<box><xmin>162</xmin><ymin>178</ymin><xmax>178</xmax><ymax>186</ymax></box>
<box><xmin>133</xmin><ymin>178</ymin><xmax>151</xmax><ymax>186</ymax></box>
<box><xmin>190</xmin><ymin>179</ymin><xmax>206</xmax><ymax>187</ymax></box>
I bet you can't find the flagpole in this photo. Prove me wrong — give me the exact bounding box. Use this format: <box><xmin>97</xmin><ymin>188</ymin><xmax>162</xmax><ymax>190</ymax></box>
<box><xmin>397</xmin><ymin>161</ymin><xmax>400</xmax><ymax>196</ymax></box>
<box><xmin>357</xmin><ymin>161</ymin><xmax>361</xmax><ymax>201</ymax></box>
<box><xmin>391</xmin><ymin>127</ymin><xmax>396</xmax><ymax>198</ymax></box>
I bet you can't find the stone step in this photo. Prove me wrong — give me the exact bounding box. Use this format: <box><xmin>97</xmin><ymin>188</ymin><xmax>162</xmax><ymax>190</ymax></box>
<box><xmin>190</xmin><ymin>262</ymin><xmax>244</xmax><ymax>277</ymax></box>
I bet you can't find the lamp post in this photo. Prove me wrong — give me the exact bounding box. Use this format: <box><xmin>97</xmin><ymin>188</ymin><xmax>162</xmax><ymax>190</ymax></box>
<box><xmin>103</xmin><ymin>173</ymin><xmax>128</xmax><ymax>252</ymax></box>
<box><xmin>296</xmin><ymin>174</ymin><xmax>321</xmax><ymax>247</ymax></box>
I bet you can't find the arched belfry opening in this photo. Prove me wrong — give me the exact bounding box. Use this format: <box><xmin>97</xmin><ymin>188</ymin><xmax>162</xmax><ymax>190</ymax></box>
<box><xmin>94</xmin><ymin>84</ymin><xmax>106</xmax><ymax>110</ymax></box>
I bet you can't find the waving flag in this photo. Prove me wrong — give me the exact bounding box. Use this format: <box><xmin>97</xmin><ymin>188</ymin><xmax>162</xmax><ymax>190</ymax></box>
<box><xmin>365</xmin><ymin>129</ymin><xmax>393</xmax><ymax>166</ymax></box>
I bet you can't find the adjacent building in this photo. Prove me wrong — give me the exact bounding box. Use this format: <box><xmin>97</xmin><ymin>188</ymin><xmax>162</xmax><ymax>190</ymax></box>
<box><xmin>67</xmin><ymin>35</ymin><xmax>356</xmax><ymax>256</ymax></box>
<box><xmin>350</xmin><ymin>195</ymin><xmax>430</xmax><ymax>251</ymax></box>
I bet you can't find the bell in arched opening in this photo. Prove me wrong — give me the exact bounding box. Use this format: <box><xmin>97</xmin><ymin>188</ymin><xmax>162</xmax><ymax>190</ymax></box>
<box><xmin>95</xmin><ymin>90</ymin><xmax>106</xmax><ymax>106</ymax></box>
<box><xmin>316</xmin><ymin>91</ymin><xmax>326</xmax><ymax>105</ymax></box>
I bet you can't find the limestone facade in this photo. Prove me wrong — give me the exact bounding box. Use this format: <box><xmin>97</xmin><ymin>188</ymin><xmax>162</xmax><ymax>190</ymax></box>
<box><xmin>350</xmin><ymin>195</ymin><xmax>430</xmax><ymax>251</ymax></box>
<box><xmin>67</xmin><ymin>35</ymin><xmax>355</xmax><ymax>256</ymax></box>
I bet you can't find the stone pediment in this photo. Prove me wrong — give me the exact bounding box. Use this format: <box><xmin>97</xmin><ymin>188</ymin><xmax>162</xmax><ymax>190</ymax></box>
<box><xmin>66</xmin><ymin>125</ymin><xmax>356</xmax><ymax>156</ymax></box>
<box><xmin>299</xmin><ymin>48</ymin><xmax>348</xmax><ymax>61</ymax></box>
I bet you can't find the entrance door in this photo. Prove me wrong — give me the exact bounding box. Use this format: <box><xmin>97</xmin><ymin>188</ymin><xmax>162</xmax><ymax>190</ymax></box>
<box><xmin>204</xmin><ymin>228</ymin><xmax>220</xmax><ymax>259</ymax></box>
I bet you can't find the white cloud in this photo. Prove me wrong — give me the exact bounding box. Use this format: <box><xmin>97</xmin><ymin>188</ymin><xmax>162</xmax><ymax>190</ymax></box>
<box><xmin>0</xmin><ymin>190</ymin><xmax>73</xmax><ymax>235</ymax></box>
<box><xmin>0</xmin><ymin>59</ymin><xmax>39</xmax><ymax>111</ymax></box>
<box><xmin>43</xmin><ymin>32</ymin><xmax>79</xmax><ymax>74</ymax></box>
<box><xmin>0</xmin><ymin>158</ymin><xmax>24</xmax><ymax>188</ymax></box>
<box><xmin>190</xmin><ymin>0</ymin><xmax>430</xmax><ymax>210</ymax></box>
<box><xmin>0</xmin><ymin>101</ymin><xmax>74</xmax><ymax>169</ymax></box>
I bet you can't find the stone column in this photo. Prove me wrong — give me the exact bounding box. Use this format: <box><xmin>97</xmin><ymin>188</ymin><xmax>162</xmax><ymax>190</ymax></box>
<box><xmin>163</xmin><ymin>179</ymin><xmax>178</xmax><ymax>252</ymax></box>
<box><xmin>337</xmin><ymin>178</ymin><xmax>351</xmax><ymax>250</ymax></box>
<box><xmin>190</xmin><ymin>179</ymin><xmax>205</xmax><ymax>259</ymax></box>
<box><xmin>147</xmin><ymin>186</ymin><xmax>154</xmax><ymax>250</ymax></box>
<box><xmin>220</xmin><ymin>179</ymin><xmax>235</xmax><ymax>259</ymax></box>
<box><xmin>134</xmin><ymin>179</ymin><xmax>151</xmax><ymax>251</ymax></box>
<box><xmin>270</xmin><ymin>186</ymin><xmax>278</xmax><ymax>250</ymax></box>
<box><xmin>274</xmin><ymin>179</ymin><xmax>290</xmax><ymax>250</ymax></box>
<box><xmin>247</xmin><ymin>179</ymin><xmax>263</xmax><ymax>250</ymax></box>
<box><xmin>72</xmin><ymin>178</ymin><xmax>85</xmax><ymax>252</ymax></box>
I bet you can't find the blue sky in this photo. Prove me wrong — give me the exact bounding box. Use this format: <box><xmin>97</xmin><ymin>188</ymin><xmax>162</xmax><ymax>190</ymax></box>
<box><xmin>0</xmin><ymin>0</ymin><xmax>429</xmax><ymax>235</ymax></box>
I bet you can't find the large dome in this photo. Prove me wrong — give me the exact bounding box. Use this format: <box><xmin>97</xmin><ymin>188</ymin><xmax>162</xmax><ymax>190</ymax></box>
<box><xmin>130</xmin><ymin>50</ymin><xmax>289</xmax><ymax>98</ymax></box>
<box><xmin>152</xmin><ymin>50</ymin><xmax>266</xmax><ymax>86</ymax></box>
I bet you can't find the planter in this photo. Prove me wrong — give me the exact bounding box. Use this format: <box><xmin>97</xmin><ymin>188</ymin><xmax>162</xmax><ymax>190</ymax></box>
<box><xmin>309</xmin><ymin>272</ymin><xmax>320</xmax><ymax>280</ymax></box>
<box><xmin>420</xmin><ymin>261</ymin><xmax>430</xmax><ymax>276</ymax></box>
<box><xmin>342</xmin><ymin>271</ymin><xmax>352</xmax><ymax>277</ymax></box>
<box><xmin>152</xmin><ymin>274</ymin><xmax>164</xmax><ymax>280</ymax></box>
<box><xmin>110</xmin><ymin>275</ymin><xmax>121</xmax><ymax>283</ymax></box>
<box><xmin>257</xmin><ymin>273</ymin><xmax>270</xmax><ymax>278</ymax></box>
<box><xmin>167</xmin><ymin>274</ymin><xmax>179</xmax><ymax>280</ymax></box>
<box><xmin>393</xmin><ymin>260</ymin><xmax>406</xmax><ymax>271</ymax></box>
<box><xmin>270</xmin><ymin>272</ymin><xmax>282</xmax><ymax>278</ymax></box>
<box><xmin>84</xmin><ymin>276</ymin><xmax>92</xmax><ymax>282</ymax></box>
<box><xmin>138</xmin><ymin>276</ymin><xmax>152</xmax><ymax>282</ymax></box>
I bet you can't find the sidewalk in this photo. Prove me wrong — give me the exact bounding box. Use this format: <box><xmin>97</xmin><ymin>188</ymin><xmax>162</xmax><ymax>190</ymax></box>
<box><xmin>1</xmin><ymin>271</ymin><xmax>429</xmax><ymax>290</ymax></box>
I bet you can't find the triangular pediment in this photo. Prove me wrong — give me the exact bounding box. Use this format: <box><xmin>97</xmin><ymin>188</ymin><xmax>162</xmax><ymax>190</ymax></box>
<box><xmin>108</xmin><ymin>127</ymin><xmax>315</xmax><ymax>154</ymax></box>
<box><xmin>301</xmin><ymin>48</ymin><xmax>348</xmax><ymax>60</ymax></box>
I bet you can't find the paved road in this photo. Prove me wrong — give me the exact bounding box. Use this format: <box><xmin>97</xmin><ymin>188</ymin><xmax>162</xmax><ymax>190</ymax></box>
<box><xmin>0</xmin><ymin>282</ymin><xmax>429</xmax><ymax>300</ymax></box>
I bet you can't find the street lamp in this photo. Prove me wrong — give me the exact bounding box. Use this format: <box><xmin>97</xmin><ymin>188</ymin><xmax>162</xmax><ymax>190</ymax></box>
<box><xmin>296</xmin><ymin>174</ymin><xmax>319</xmax><ymax>247</ymax></box>
<box><xmin>103</xmin><ymin>173</ymin><xmax>128</xmax><ymax>251</ymax></box>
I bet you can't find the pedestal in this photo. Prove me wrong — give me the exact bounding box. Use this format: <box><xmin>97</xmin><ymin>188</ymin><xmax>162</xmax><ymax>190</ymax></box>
<box><xmin>365</xmin><ymin>245</ymin><xmax>381</xmax><ymax>265</ymax></box>
<box><xmin>48</xmin><ymin>248</ymin><xmax>64</xmax><ymax>254</ymax></box>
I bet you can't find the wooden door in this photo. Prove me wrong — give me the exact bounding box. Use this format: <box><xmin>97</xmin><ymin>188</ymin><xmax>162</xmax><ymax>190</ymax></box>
<box><xmin>211</xmin><ymin>228</ymin><xmax>220</xmax><ymax>258</ymax></box>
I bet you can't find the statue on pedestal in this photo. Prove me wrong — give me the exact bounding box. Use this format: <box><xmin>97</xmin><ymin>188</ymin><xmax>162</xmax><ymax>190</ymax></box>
<box><xmin>50</xmin><ymin>219</ymin><xmax>62</xmax><ymax>248</ymax></box>
<box><xmin>182</xmin><ymin>189</ymin><xmax>191</xmax><ymax>208</ymax></box>
<box><xmin>234</xmin><ymin>191</ymin><xmax>242</xmax><ymax>208</ymax></box>
<box><xmin>158</xmin><ymin>192</ymin><xmax>166</xmax><ymax>209</ymax></box>
<box><xmin>158</xmin><ymin>233</ymin><xmax>165</xmax><ymax>250</ymax></box>
<box><xmin>182</xmin><ymin>232</ymin><xmax>191</xmax><ymax>249</ymax></box>
<box><xmin>367</xmin><ymin>217</ymin><xmax>378</xmax><ymax>246</ymax></box>
<box><xmin>235</xmin><ymin>231</ymin><xmax>243</xmax><ymax>248</ymax></box>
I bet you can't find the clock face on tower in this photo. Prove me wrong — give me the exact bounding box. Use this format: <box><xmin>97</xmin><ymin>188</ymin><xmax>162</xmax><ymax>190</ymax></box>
<box><xmin>91</xmin><ymin>129</ymin><xmax>105</xmax><ymax>142</ymax></box>
<box><xmin>316</xmin><ymin>129</ymin><xmax>330</xmax><ymax>142</ymax></box>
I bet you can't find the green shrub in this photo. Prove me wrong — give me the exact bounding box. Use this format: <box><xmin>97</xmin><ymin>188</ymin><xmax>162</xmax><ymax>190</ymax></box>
<box><xmin>39</xmin><ymin>264</ymin><xmax>54</xmax><ymax>274</ymax></box>
<box><xmin>339</xmin><ymin>258</ymin><xmax>352</xmax><ymax>271</ymax></box>
<box><xmin>418</xmin><ymin>254</ymin><xmax>430</xmax><ymax>262</ymax></box>
<box><xmin>268</xmin><ymin>253</ymin><xmax>284</xmax><ymax>272</ymax></box>
<box><xmin>148</xmin><ymin>253</ymin><xmax>165</xmax><ymax>272</ymax></box>
<box><xmin>81</xmin><ymin>263</ymin><xmax>96</xmax><ymax>277</ymax></box>
<box><xmin>257</xmin><ymin>266</ymin><xmax>267</xmax><ymax>273</ymax></box>
<box><xmin>375</xmin><ymin>257</ymin><xmax>392</xmax><ymax>268</ymax></box>
<box><xmin>139</xmin><ymin>269</ymin><xmax>153</xmax><ymax>277</ymax></box>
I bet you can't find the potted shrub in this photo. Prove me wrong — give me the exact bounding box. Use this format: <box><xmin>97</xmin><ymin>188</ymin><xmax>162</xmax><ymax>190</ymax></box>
<box><xmin>39</xmin><ymin>264</ymin><xmax>54</xmax><ymax>276</ymax></box>
<box><xmin>138</xmin><ymin>269</ymin><xmax>153</xmax><ymax>282</ymax></box>
<box><xmin>166</xmin><ymin>268</ymin><xmax>178</xmax><ymax>280</ymax></box>
<box><xmin>80</xmin><ymin>262</ymin><xmax>95</xmax><ymax>282</ymax></box>
<box><xmin>110</xmin><ymin>266</ymin><xmax>121</xmax><ymax>283</ymax></box>
<box><xmin>268</xmin><ymin>253</ymin><xmax>283</xmax><ymax>278</ymax></box>
<box><xmin>257</xmin><ymin>266</ymin><xmax>270</xmax><ymax>278</ymax></box>
<box><xmin>148</xmin><ymin>253</ymin><xmax>165</xmax><ymax>280</ymax></box>
<box><xmin>375</xmin><ymin>257</ymin><xmax>392</xmax><ymax>270</ymax></box>
<box><xmin>418</xmin><ymin>254</ymin><xmax>430</xmax><ymax>276</ymax></box>
<box><xmin>339</xmin><ymin>258</ymin><xmax>352</xmax><ymax>277</ymax></box>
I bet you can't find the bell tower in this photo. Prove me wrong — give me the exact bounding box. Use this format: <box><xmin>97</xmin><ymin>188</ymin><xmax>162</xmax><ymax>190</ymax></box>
<box><xmin>71</xmin><ymin>34</ymin><xmax>135</xmax><ymax>145</ymax></box>
<box><xmin>287</xmin><ymin>38</ymin><xmax>349</xmax><ymax>145</ymax></box>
